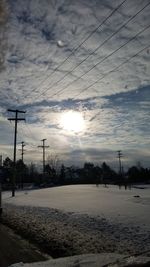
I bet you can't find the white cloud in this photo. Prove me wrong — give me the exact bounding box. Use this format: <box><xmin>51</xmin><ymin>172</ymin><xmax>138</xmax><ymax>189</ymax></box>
<box><xmin>0</xmin><ymin>0</ymin><xmax>149</xmax><ymax>167</ymax></box>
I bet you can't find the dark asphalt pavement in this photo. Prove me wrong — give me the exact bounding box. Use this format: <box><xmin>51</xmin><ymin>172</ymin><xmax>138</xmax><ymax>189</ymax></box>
<box><xmin>0</xmin><ymin>224</ymin><xmax>47</xmax><ymax>267</ymax></box>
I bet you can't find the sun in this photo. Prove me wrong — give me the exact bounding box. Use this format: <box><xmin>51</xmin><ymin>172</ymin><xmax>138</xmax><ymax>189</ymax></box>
<box><xmin>60</xmin><ymin>111</ymin><xmax>85</xmax><ymax>133</ymax></box>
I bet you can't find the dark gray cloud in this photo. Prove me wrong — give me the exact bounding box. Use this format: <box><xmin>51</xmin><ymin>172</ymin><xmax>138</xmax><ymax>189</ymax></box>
<box><xmin>102</xmin><ymin>85</ymin><xmax>150</xmax><ymax>107</ymax></box>
<box><xmin>101</xmin><ymin>85</ymin><xmax>150</xmax><ymax>135</ymax></box>
<box><xmin>19</xmin><ymin>97</ymin><xmax>97</xmax><ymax>111</ymax></box>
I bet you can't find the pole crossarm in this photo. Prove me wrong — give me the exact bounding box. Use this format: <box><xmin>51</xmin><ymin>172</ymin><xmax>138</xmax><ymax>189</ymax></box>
<box><xmin>8</xmin><ymin>118</ymin><xmax>25</xmax><ymax>121</ymax></box>
<box><xmin>8</xmin><ymin>109</ymin><xmax>26</xmax><ymax>113</ymax></box>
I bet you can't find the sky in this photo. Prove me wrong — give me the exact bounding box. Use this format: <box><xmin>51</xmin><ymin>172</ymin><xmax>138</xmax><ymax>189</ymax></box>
<box><xmin>0</xmin><ymin>0</ymin><xmax>150</xmax><ymax>171</ymax></box>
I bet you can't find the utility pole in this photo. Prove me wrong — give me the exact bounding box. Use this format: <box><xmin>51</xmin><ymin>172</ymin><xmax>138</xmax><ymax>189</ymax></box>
<box><xmin>19</xmin><ymin>141</ymin><xmax>26</xmax><ymax>190</ymax></box>
<box><xmin>0</xmin><ymin>182</ymin><xmax>2</xmax><ymax>215</ymax></box>
<box><xmin>117</xmin><ymin>150</ymin><xmax>123</xmax><ymax>175</ymax></box>
<box><xmin>20</xmin><ymin>141</ymin><xmax>25</xmax><ymax>162</ymax></box>
<box><xmin>38</xmin><ymin>139</ymin><xmax>49</xmax><ymax>176</ymax></box>
<box><xmin>0</xmin><ymin>155</ymin><xmax>2</xmax><ymax>166</ymax></box>
<box><xmin>0</xmin><ymin>156</ymin><xmax>2</xmax><ymax>215</ymax></box>
<box><xmin>8</xmin><ymin>109</ymin><xmax>26</xmax><ymax>197</ymax></box>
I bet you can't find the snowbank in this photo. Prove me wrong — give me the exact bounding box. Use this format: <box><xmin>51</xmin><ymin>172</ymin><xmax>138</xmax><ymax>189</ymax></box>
<box><xmin>9</xmin><ymin>253</ymin><xmax>150</xmax><ymax>267</ymax></box>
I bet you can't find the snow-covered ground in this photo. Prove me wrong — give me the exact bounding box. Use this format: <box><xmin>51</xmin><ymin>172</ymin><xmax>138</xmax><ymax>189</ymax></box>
<box><xmin>3</xmin><ymin>184</ymin><xmax>150</xmax><ymax>228</ymax></box>
<box><xmin>9</xmin><ymin>253</ymin><xmax>150</xmax><ymax>267</ymax></box>
<box><xmin>2</xmin><ymin>184</ymin><xmax>150</xmax><ymax>263</ymax></box>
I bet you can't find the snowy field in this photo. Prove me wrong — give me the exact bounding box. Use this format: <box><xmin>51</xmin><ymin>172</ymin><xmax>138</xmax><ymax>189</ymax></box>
<box><xmin>2</xmin><ymin>184</ymin><xmax>150</xmax><ymax>260</ymax></box>
<box><xmin>3</xmin><ymin>184</ymin><xmax>150</xmax><ymax>228</ymax></box>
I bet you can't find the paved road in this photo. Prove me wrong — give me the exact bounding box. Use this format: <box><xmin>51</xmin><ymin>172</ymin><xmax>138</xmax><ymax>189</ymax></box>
<box><xmin>0</xmin><ymin>224</ymin><xmax>47</xmax><ymax>267</ymax></box>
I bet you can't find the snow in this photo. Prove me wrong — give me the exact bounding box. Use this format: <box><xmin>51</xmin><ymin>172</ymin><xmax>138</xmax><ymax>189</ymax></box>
<box><xmin>9</xmin><ymin>253</ymin><xmax>126</xmax><ymax>267</ymax></box>
<box><xmin>3</xmin><ymin>184</ymin><xmax>150</xmax><ymax>228</ymax></box>
<box><xmin>2</xmin><ymin>185</ymin><xmax>150</xmax><ymax>266</ymax></box>
<box><xmin>9</xmin><ymin>253</ymin><xmax>150</xmax><ymax>267</ymax></box>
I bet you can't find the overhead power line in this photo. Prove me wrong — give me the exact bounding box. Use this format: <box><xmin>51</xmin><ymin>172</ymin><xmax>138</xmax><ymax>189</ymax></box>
<box><xmin>19</xmin><ymin>124</ymin><xmax>39</xmax><ymax>149</ymax></box>
<box><xmin>25</xmin><ymin>123</ymin><xmax>37</xmax><ymax>142</ymax></box>
<box><xmin>74</xmin><ymin>41</ymin><xmax>150</xmax><ymax>99</ymax></box>
<box><xmin>85</xmin><ymin>43</ymin><xmax>150</xmax><ymax>123</ymax></box>
<box><xmin>38</xmin><ymin>1</ymin><xmax>150</xmax><ymax>100</ymax></box>
<box><xmin>27</xmin><ymin>2</ymin><xmax>150</xmax><ymax>102</ymax></box>
<box><xmin>18</xmin><ymin>120</ymin><xmax>38</xmax><ymax>147</ymax></box>
<box><xmin>22</xmin><ymin>0</ymin><xmax>127</xmax><ymax>101</ymax></box>
<box><xmin>60</xmin><ymin>24</ymin><xmax>150</xmax><ymax>99</ymax></box>
<box><xmin>48</xmin><ymin>0</ymin><xmax>150</xmax><ymax>98</ymax></box>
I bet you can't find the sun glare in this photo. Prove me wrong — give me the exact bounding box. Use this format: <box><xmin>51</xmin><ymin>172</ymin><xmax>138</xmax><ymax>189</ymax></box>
<box><xmin>60</xmin><ymin>111</ymin><xmax>85</xmax><ymax>133</ymax></box>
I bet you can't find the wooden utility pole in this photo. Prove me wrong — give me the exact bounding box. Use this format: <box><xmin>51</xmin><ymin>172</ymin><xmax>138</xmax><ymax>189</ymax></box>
<box><xmin>0</xmin><ymin>156</ymin><xmax>2</xmax><ymax>214</ymax></box>
<box><xmin>38</xmin><ymin>139</ymin><xmax>49</xmax><ymax>175</ymax></box>
<box><xmin>21</xmin><ymin>141</ymin><xmax>25</xmax><ymax>162</ymax></box>
<box><xmin>117</xmin><ymin>150</ymin><xmax>123</xmax><ymax>175</ymax></box>
<box><xmin>20</xmin><ymin>141</ymin><xmax>26</xmax><ymax>189</ymax></box>
<box><xmin>8</xmin><ymin>109</ymin><xmax>26</xmax><ymax>197</ymax></box>
<box><xmin>0</xmin><ymin>182</ymin><xmax>2</xmax><ymax>215</ymax></box>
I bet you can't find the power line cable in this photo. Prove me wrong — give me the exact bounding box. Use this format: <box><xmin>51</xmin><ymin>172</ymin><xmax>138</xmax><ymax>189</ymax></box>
<box><xmin>38</xmin><ymin>3</ymin><xmax>150</xmax><ymax>99</ymax></box>
<box><xmin>27</xmin><ymin>1</ymin><xmax>150</xmax><ymax>103</ymax></box>
<box><xmin>48</xmin><ymin>1</ymin><xmax>150</xmax><ymax>99</ymax></box>
<box><xmin>74</xmin><ymin>42</ymin><xmax>150</xmax><ymax>99</ymax></box>
<box><xmin>17</xmin><ymin>124</ymin><xmax>26</xmax><ymax>142</ymax></box>
<box><xmin>25</xmin><ymin>123</ymin><xmax>36</xmax><ymax>141</ymax></box>
<box><xmin>30</xmin><ymin>3</ymin><xmax>150</xmax><ymax>102</ymax></box>
<box><xmin>16</xmin><ymin>109</ymin><xmax>38</xmax><ymax>144</ymax></box>
<box><xmin>18</xmin><ymin>122</ymin><xmax>33</xmax><ymax>144</ymax></box>
<box><xmin>22</xmin><ymin>0</ymin><xmax>127</xmax><ymax>101</ymax></box>
<box><xmin>19</xmin><ymin>123</ymin><xmax>39</xmax><ymax>151</ymax></box>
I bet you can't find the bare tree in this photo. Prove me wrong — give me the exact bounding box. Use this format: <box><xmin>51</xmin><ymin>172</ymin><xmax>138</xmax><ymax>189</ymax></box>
<box><xmin>47</xmin><ymin>154</ymin><xmax>60</xmax><ymax>174</ymax></box>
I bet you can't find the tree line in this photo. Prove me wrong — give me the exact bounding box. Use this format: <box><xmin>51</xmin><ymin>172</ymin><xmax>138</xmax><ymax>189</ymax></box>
<box><xmin>0</xmin><ymin>156</ymin><xmax>150</xmax><ymax>190</ymax></box>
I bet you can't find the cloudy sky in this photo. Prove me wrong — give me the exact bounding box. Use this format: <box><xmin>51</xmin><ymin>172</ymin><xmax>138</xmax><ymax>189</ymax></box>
<box><xmin>0</xmin><ymin>0</ymin><xmax>150</xmax><ymax>170</ymax></box>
